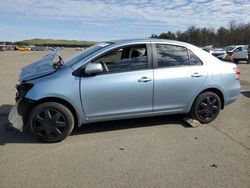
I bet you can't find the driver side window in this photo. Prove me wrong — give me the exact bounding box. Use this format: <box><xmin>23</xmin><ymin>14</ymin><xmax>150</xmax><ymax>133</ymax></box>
<box><xmin>92</xmin><ymin>45</ymin><xmax>147</xmax><ymax>74</ymax></box>
<box><xmin>234</xmin><ymin>47</ymin><xmax>242</xmax><ymax>52</ymax></box>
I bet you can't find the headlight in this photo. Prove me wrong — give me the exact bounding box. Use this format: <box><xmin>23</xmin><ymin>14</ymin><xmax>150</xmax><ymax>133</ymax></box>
<box><xmin>16</xmin><ymin>82</ymin><xmax>34</xmax><ymax>101</ymax></box>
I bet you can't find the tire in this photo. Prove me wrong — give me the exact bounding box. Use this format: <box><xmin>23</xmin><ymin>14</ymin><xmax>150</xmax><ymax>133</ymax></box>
<box><xmin>234</xmin><ymin>59</ymin><xmax>238</xmax><ymax>64</ymax></box>
<box><xmin>27</xmin><ymin>102</ymin><xmax>74</xmax><ymax>142</ymax></box>
<box><xmin>190</xmin><ymin>92</ymin><xmax>221</xmax><ymax>124</ymax></box>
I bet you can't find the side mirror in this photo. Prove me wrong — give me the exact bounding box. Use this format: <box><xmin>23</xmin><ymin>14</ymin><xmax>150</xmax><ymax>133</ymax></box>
<box><xmin>85</xmin><ymin>63</ymin><xmax>103</xmax><ymax>75</ymax></box>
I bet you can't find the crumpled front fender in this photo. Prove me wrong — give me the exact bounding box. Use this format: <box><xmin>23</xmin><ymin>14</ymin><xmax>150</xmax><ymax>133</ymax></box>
<box><xmin>8</xmin><ymin>98</ymin><xmax>36</xmax><ymax>131</ymax></box>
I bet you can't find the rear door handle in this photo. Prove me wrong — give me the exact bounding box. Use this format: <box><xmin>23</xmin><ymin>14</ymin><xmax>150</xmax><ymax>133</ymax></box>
<box><xmin>191</xmin><ymin>72</ymin><xmax>202</xmax><ymax>77</ymax></box>
<box><xmin>138</xmin><ymin>77</ymin><xmax>152</xmax><ymax>82</ymax></box>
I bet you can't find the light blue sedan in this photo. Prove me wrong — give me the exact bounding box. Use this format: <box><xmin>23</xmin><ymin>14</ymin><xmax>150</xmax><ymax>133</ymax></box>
<box><xmin>9</xmin><ymin>39</ymin><xmax>241</xmax><ymax>142</ymax></box>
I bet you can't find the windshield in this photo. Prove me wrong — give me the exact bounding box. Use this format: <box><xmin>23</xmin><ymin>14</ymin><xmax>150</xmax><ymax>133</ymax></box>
<box><xmin>223</xmin><ymin>46</ymin><xmax>235</xmax><ymax>52</ymax></box>
<box><xmin>64</xmin><ymin>42</ymin><xmax>112</xmax><ymax>66</ymax></box>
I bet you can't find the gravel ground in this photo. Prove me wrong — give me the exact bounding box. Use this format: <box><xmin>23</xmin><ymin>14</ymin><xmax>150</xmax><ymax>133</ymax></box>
<box><xmin>0</xmin><ymin>50</ymin><xmax>249</xmax><ymax>188</ymax></box>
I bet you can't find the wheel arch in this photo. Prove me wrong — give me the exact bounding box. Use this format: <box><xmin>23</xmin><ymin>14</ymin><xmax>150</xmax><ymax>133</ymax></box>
<box><xmin>31</xmin><ymin>97</ymin><xmax>78</xmax><ymax>127</ymax></box>
<box><xmin>194</xmin><ymin>88</ymin><xmax>225</xmax><ymax>109</ymax></box>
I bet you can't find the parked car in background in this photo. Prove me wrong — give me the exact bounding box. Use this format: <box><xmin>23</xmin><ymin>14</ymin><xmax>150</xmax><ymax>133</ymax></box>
<box><xmin>15</xmin><ymin>45</ymin><xmax>31</xmax><ymax>51</ymax></box>
<box><xmin>35</xmin><ymin>46</ymin><xmax>49</xmax><ymax>51</ymax></box>
<box><xmin>6</xmin><ymin>45</ymin><xmax>15</xmax><ymax>51</ymax></box>
<box><xmin>213</xmin><ymin>45</ymin><xmax>249</xmax><ymax>63</ymax></box>
<box><xmin>27</xmin><ymin>45</ymin><xmax>37</xmax><ymax>51</ymax></box>
<box><xmin>76</xmin><ymin>47</ymin><xmax>84</xmax><ymax>51</ymax></box>
<box><xmin>0</xmin><ymin>44</ymin><xmax>6</xmax><ymax>51</ymax></box>
<box><xmin>202</xmin><ymin>45</ymin><xmax>214</xmax><ymax>54</ymax></box>
<box><xmin>9</xmin><ymin>39</ymin><xmax>241</xmax><ymax>142</ymax></box>
<box><xmin>211</xmin><ymin>48</ymin><xmax>226</xmax><ymax>58</ymax></box>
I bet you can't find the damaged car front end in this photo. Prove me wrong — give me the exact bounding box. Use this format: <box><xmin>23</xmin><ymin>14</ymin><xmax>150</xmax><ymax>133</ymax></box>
<box><xmin>8</xmin><ymin>91</ymin><xmax>36</xmax><ymax>131</ymax></box>
<box><xmin>8</xmin><ymin>51</ymin><xmax>61</xmax><ymax>131</ymax></box>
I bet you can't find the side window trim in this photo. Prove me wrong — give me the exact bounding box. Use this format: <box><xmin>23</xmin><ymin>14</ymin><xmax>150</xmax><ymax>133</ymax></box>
<box><xmin>187</xmin><ymin>49</ymin><xmax>203</xmax><ymax>66</ymax></box>
<box><xmin>146</xmin><ymin>43</ymin><xmax>153</xmax><ymax>69</ymax></box>
<box><xmin>187</xmin><ymin>48</ymin><xmax>191</xmax><ymax>64</ymax></box>
<box><xmin>151</xmin><ymin>43</ymin><xmax>158</xmax><ymax>69</ymax></box>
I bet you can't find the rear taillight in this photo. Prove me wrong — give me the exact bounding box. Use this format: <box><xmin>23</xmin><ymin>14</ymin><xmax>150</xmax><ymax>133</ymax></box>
<box><xmin>233</xmin><ymin>67</ymin><xmax>240</xmax><ymax>80</ymax></box>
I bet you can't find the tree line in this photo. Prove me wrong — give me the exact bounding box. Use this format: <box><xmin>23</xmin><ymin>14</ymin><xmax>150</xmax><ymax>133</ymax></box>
<box><xmin>1</xmin><ymin>39</ymin><xmax>96</xmax><ymax>47</ymax></box>
<box><xmin>150</xmin><ymin>21</ymin><xmax>250</xmax><ymax>47</ymax></box>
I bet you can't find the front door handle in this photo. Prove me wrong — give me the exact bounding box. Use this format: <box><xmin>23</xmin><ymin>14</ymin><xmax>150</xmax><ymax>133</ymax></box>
<box><xmin>138</xmin><ymin>77</ymin><xmax>152</xmax><ymax>82</ymax></box>
<box><xmin>191</xmin><ymin>72</ymin><xmax>202</xmax><ymax>77</ymax></box>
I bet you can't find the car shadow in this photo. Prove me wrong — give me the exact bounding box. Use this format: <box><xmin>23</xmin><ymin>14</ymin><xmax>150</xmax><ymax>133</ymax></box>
<box><xmin>0</xmin><ymin>104</ymin><xmax>192</xmax><ymax>144</ymax></box>
<box><xmin>0</xmin><ymin>104</ymin><xmax>39</xmax><ymax>145</ymax></box>
<box><xmin>71</xmin><ymin>115</ymin><xmax>192</xmax><ymax>136</ymax></box>
<box><xmin>241</xmin><ymin>91</ymin><xmax>250</xmax><ymax>98</ymax></box>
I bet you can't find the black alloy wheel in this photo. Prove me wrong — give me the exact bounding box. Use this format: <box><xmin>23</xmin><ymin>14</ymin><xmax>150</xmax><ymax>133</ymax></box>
<box><xmin>191</xmin><ymin>92</ymin><xmax>221</xmax><ymax>123</ymax></box>
<box><xmin>28</xmin><ymin>102</ymin><xmax>74</xmax><ymax>142</ymax></box>
<box><xmin>34</xmin><ymin>109</ymin><xmax>66</xmax><ymax>138</ymax></box>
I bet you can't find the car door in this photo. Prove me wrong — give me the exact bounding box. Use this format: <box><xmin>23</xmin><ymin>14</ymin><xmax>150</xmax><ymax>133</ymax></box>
<box><xmin>233</xmin><ymin>46</ymin><xmax>248</xmax><ymax>60</ymax></box>
<box><xmin>81</xmin><ymin>44</ymin><xmax>153</xmax><ymax>119</ymax></box>
<box><xmin>152</xmin><ymin>43</ymin><xmax>207</xmax><ymax>112</ymax></box>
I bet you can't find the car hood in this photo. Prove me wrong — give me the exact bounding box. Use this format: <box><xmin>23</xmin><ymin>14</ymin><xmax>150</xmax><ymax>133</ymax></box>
<box><xmin>19</xmin><ymin>51</ymin><xmax>59</xmax><ymax>82</ymax></box>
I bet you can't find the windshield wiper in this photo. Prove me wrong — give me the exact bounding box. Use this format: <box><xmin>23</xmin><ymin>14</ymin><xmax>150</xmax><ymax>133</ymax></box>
<box><xmin>53</xmin><ymin>56</ymin><xmax>64</xmax><ymax>69</ymax></box>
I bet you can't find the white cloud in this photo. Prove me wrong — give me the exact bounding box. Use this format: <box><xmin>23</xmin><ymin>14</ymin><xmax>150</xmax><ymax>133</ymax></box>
<box><xmin>0</xmin><ymin>0</ymin><xmax>250</xmax><ymax>40</ymax></box>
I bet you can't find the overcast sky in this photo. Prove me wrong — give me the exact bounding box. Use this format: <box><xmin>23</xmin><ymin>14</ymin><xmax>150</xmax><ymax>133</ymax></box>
<box><xmin>0</xmin><ymin>0</ymin><xmax>250</xmax><ymax>41</ymax></box>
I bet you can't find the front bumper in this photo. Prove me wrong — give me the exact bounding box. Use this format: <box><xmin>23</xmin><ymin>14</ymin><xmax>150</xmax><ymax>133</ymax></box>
<box><xmin>8</xmin><ymin>98</ymin><xmax>36</xmax><ymax>131</ymax></box>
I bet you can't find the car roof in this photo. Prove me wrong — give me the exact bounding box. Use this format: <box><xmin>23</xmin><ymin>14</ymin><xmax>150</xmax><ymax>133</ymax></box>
<box><xmin>107</xmin><ymin>38</ymin><xmax>191</xmax><ymax>46</ymax></box>
<box><xmin>227</xmin><ymin>45</ymin><xmax>247</xmax><ymax>48</ymax></box>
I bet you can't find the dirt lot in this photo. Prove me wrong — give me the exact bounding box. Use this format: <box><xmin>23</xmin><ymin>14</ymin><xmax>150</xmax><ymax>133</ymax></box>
<box><xmin>0</xmin><ymin>50</ymin><xmax>249</xmax><ymax>188</ymax></box>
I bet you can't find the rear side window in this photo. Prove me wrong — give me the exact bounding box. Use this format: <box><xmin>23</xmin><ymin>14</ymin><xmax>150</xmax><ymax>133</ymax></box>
<box><xmin>155</xmin><ymin>44</ymin><xmax>189</xmax><ymax>67</ymax></box>
<box><xmin>188</xmin><ymin>50</ymin><xmax>203</xmax><ymax>65</ymax></box>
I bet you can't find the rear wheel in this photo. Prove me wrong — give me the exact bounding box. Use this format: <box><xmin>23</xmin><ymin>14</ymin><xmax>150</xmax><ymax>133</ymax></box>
<box><xmin>190</xmin><ymin>92</ymin><xmax>221</xmax><ymax>124</ymax></box>
<box><xmin>28</xmin><ymin>102</ymin><xmax>74</xmax><ymax>142</ymax></box>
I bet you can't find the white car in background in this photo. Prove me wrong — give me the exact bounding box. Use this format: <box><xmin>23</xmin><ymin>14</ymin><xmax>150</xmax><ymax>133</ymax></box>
<box><xmin>213</xmin><ymin>45</ymin><xmax>249</xmax><ymax>63</ymax></box>
<box><xmin>202</xmin><ymin>45</ymin><xmax>214</xmax><ymax>54</ymax></box>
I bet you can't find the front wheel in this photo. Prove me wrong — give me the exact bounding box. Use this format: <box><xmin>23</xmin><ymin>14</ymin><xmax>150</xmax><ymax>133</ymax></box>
<box><xmin>28</xmin><ymin>102</ymin><xmax>74</xmax><ymax>142</ymax></box>
<box><xmin>190</xmin><ymin>92</ymin><xmax>221</xmax><ymax>124</ymax></box>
